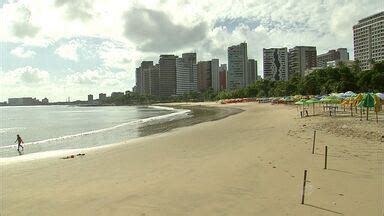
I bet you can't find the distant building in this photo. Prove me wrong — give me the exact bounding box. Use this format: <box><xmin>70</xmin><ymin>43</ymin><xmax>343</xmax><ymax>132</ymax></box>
<box><xmin>353</xmin><ymin>11</ymin><xmax>384</xmax><ymax>70</ymax></box>
<box><xmin>87</xmin><ymin>94</ymin><xmax>93</xmax><ymax>103</ymax></box>
<box><xmin>159</xmin><ymin>55</ymin><xmax>178</xmax><ymax>97</ymax></box>
<box><xmin>288</xmin><ymin>46</ymin><xmax>317</xmax><ymax>77</ymax></box>
<box><xmin>135</xmin><ymin>67</ymin><xmax>142</xmax><ymax>94</ymax></box>
<box><xmin>326</xmin><ymin>60</ymin><xmax>355</xmax><ymax>68</ymax></box>
<box><xmin>197</xmin><ymin>61</ymin><xmax>212</xmax><ymax>92</ymax></box>
<box><xmin>132</xmin><ymin>86</ymin><xmax>137</xmax><ymax>93</ymax></box>
<box><xmin>8</xmin><ymin>97</ymin><xmax>39</xmax><ymax>106</ymax></box>
<box><xmin>219</xmin><ymin>64</ymin><xmax>227</xmax><ymax>91</ymax></box>
<box><xmin>211</xmin><ymin>59</ymin><xmax>220</xmax><ymax>92</ymax></box>
<box><xmin>111</xmin><ymin>92</ymin><xmax>124</xmax><ymax>98</ymax></box>
<box><xmin>263</xmin><ymin>48</ymin><xmax>288</xmax><ymax>81</ymax></box>
<box><xmin>42</xmin><ymin>97</ymin><xmax>49</xmax><ymax>104</ymax></box>
<box><xmin>227</xmin><ymin>42</ymin><xmax>248</xmax><ymax>90</ymax></box>
<box><xmin>176</xmin><ymin>53</ymin><xmax>198</xmax><ymax>96</ymax></box>
<box><xmin>149</xmin><ymin>64</ymin><xmax>160</xmax><ymax>97</ymax></box>
<box><xmin>247</xmin><ymin>59</ymin><xmax>257</xmax><ymax>85</ymax></box>
<box><xmin>141</xmin><ymin>61</ymin><xmax>154</xmax><ymax>95</ymax></box>
<box><xmin>317</xmin><ymin>48</ymin><xmax>349</xmax><ymax>68</ymax></box>
<box><xmin>99</xmin><ymin>93</ymin><xmax>106</xmax><ymax>101</ymax></box>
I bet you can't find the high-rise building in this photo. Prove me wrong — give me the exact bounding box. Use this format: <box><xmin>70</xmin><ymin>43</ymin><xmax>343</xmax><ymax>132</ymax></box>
<box><xmin>159</xmin><ymin>55</ymin><xmax>178</xmax><ymax>97</ymax></box>
<box><xmin>87</xmin><ymin>94</ymin><xmax>93</xmax><ymax>103</ymax></box>
<box><xmin>176</xmin><ymin>53</ymin><xmax>198</xmax><ymax>96</ymax></box>
<box><xmin>197</xmin><ymin>61</ymin><xmax>212</xmax><ymax>92</ymax></box>
<box><xmin>263</xmin><ymin>48</ymin><xmax>288</xmax><ymax>81</ymax></box>
<box><xmin>353</xmin><ymin>11</ymin><xmax>384</xmax><ymax>70</ymax></box>
<box><xmin>8</xmin><ymin>97</ymin><xmax>41</xmax><ymax>106</ymax></box>
<box><xmin>317</xmin><ymin>48</ymin><xmax>349</xmax><ymax>68</ymax></box>
<box><xmin>135</xmin><ymin>67</ymin><xmax>142</xmax><ymax>94</ymax></box>
<box><xmin>288</xmin><ymin>46</ymin><xmax>317</xmax><ymax>77</ymax></box>
<box><xmin>227</xmin><ymin>42</ymin><xmax>248</xmax><ymax>90</ymax></box>
<box><xmin>135</xmin><ymin>61</ymin><xmax>154</xmax><ymax>95</ymax></box>
<box><xmin>247</xmin><ymin>59</ymin><xmax>257</xmax><ymax>85</ymax></box>
<box><xmin>42</xmin><ymin>97</ymin><xmax>49</xmax><ymax>104</ymax></box>
<box><xmin>141</xmin><ymin>61</ymin><xmax>154</xmax><ymax>95</ymax></box>
<box><xmin>149</xmin><ymin>64</ymin><xmax>160</xmax><ymax>97</ymax></box>
<box><xmin>211</xmin><ymin>59</ymin><xmax>220</xmax><ymax>92</ymax></box>
<box><xmin>99</xmin><ymin>93</ymin><xmax>106</xmax><ymax>101</ymax></box>
<box><xmin>181</xmin><ymin>53</ymin><xmax>196</xmax><ymax>65</ymax></box>
<box><xmin>219</xmin><ymin>64</ymin><xmax>227</xmax><ymax>91</ymax></box>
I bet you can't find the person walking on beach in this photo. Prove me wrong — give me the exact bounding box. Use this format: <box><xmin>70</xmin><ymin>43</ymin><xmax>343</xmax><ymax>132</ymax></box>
<box><xmin>15</xmin><ymin>134</ymin><xmax>24</xmax><ymax>151</ymax></box>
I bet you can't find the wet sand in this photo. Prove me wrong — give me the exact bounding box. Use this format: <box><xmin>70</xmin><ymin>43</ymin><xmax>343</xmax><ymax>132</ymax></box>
<box><xmin>0</xmin><ymin>102</ymin><xmax>383</xmax><ymax>216</ymax></box>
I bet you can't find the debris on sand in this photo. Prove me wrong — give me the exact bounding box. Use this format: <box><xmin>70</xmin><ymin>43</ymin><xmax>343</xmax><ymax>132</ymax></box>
<box><xmin>61</xmin><ymin>153</ymin><xmax>85</xmax><ymax>159</ymax></box>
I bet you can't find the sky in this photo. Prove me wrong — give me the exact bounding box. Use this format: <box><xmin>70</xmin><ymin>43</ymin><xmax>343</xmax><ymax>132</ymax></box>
<box><xmin>0</xmin><ymin>0</ymin><xmax>382</xmax><ymax>102</ymax></box>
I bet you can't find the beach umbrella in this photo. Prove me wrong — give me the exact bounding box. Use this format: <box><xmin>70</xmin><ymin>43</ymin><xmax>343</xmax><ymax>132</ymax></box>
<box><xmin>306</xmin><ymin>98</ymin><xmax>320</xmax><ymax>115</ymax></box>
<box><xmin>294</xmin><ymin>99</ymin><xmax>307</xmax><ymax>105</ymax></box>
<box><xmin>344</xmin><ymin>91</ymin><xmax>357</xmax><ymax>97</ymax></box>
<box><xmin>320</xmin><ymin>96</ymin><xmax>341</xmax><ymax>116</ymax></box>
<box><xmin>376</xmin><ymin>93</ymin><xmax>384</xmax><ymax>100</ymax></box>
<box><xmin>374</xmin><ymin>94</ymin><xmax>382</xmax><ymax>122</ymax></box>
<box><xmin>320</xmin><ymin>95</ymin><xmax>341</xmax><ymax>104</ymax></box>
<box><xmin>295</xmin><ymin>99</ymin><xmax>308</xmax><ymax>117</ymax></box>
<box><xmin>342</xmin><ymin>97</ymin><xmax>355</xmax><ymax>116</ymax></box>
<box><xmin>358</xmin><ymin>93</ymin><xmax>375</xmax><ymax>121</ymax></box>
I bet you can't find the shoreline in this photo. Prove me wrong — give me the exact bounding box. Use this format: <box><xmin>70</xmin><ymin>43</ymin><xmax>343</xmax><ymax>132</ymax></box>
<box><xmin>0</xmin><ymin>104</ymin><xmax>242</xmax><ymax>164</ymax></box>
<box><xmin>1</xmin><ymin>102</ymin><xmax>382</xmax><ymax>215</ymax></box>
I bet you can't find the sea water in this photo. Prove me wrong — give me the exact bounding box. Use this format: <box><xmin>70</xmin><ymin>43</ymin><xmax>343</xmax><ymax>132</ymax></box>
<box><xmin>0</xmin><ymin>105</ymin><xmax>190</xmax><ymax>158</ymax></box>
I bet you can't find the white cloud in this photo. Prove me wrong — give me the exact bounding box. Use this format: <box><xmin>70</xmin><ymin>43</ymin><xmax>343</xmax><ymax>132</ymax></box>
<box><xmin>10</xmin><ymin>46</ymin><xmax>36</xmax><ymax>58</ymax></box>
<box><xmin>0</xmin><ymin>66</ymin><xmax>49</xmax><ymax>85</ymax></box>
<box><xmin>65</xmin><ymin>68</ymin><xmax>130</xmax><ymax>87</ymax></box>
<box><xmin>55</xmin><ymin>40</ymin><xmax>82</xmax><ymax>61</ymax></box>
<box><xmin>97</xmin><ymin>41</ymin><xmax>137</xmax><ymax>70</ymax></box>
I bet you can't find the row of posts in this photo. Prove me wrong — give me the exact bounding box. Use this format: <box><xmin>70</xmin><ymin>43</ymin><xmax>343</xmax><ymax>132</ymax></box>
<box><xmin>301</xmin><ymin>130</ymin><xmax>328</xmax><ymax>204</ymax></box>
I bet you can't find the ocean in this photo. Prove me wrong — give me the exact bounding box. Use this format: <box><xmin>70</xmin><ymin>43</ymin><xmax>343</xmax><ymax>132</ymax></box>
<box><xmin>0</xmin><ymin>105</ymin><xmax>190</xmax><ymax>158</ymax></box>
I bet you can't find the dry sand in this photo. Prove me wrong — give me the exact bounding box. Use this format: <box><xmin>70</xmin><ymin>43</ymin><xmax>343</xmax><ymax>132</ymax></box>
<box><xmin>0</xmin><ymin>102</ymin><xmax>383</xmax><ymax>216</ymax></box>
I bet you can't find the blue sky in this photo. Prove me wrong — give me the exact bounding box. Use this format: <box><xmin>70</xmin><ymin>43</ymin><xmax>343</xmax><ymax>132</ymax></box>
<box><xmin>0</xmin><ymin>0</ymin><xmax>382</xmax><ymax>102</ymax></box>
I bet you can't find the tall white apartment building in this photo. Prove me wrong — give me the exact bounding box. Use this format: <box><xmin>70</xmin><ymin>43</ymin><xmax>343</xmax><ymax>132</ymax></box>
<box><xmin>353</xmin><ymin>11</ymin><xmax>384</xmax><ymax>70</ymax></box>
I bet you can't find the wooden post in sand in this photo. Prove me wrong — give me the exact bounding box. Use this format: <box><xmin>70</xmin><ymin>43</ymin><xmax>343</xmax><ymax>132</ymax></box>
<box><xmin>360</xmin><ymin>108</ymin><xmax>363</xmax><ymax>121</ymax></box>
<box><xmin>312</xmin><ymin>130</ymin><xmax>316</xmax><ymax>154</ymax></box>
<box><xmin>376</xmin><ymin>111</ymin><xmax>378</xmax><ymax>123</ymax></box>
<box><xmin>324</xmin><ymin>146</ymin><xmax>328</xmax><ymax>169</ymax></box>
<box><xmin>301</xmin><ymin>170</ymin><xmax>307</xmax><ymax>204</ymax></box>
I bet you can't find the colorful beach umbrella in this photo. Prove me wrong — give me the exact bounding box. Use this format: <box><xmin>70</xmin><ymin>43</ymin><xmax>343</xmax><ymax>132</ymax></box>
<box><xmin>320</xmin><ymin>96</ymin><xmax>341</xmax><ymax>104</ymax></box>
<box><xmin>376</xmin><ymin>93</ymin><xmax>384</xmax><ymax>100</ymax></box>
<box><xmin>306</xmin><ymin>98</ymin><xmax>320</xmax><ymax>115</ymax></box>
<box><xmin>358</xmin><ymin>93</ymin><xmax>375</xmax><ymax>121</ymax></box>
<box><xmin>344</xmin><ymin>91</ymin><xmax>357</xmax><ymax>97</ymax></box>
<box><xmin>294</xmin><ymin>99</ymin><xmax>308</xmax><ymax>105</ymax></box>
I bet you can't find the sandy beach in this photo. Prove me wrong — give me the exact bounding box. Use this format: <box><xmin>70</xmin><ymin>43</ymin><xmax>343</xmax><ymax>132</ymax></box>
<box><xmin>1</xmin><ymin>102</ymin><xmax>383</xmax><ymax>216</ymax></box>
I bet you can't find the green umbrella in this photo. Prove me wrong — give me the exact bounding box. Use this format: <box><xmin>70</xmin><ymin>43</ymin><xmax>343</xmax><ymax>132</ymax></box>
<box><xmin>306</xmin><ymin>98</ymin><xmax>320</xmax><ymax>115</ymax></box>
<box><xmin>295</xmin><ymin>99</ymin><xmax>308</xmax><ymax>105</ymax></box>
<box><xmin>320</xmin><ymin>96</ymin><xmax>341</xmax><ymax>116</ymax></box>
<box><xmin>295</xmin><ymin>99</ymin><xmax>308</xmax><ymax>117</ymax></box>
<box><xmin>320</xmin><ymin>96</ymin><xmax>341</xmax><ymax>104</ymax></box>
<box><xmin>358</xmin><ymin>93</ymin><xmax>375</xmax><ymax>121</ymax></box>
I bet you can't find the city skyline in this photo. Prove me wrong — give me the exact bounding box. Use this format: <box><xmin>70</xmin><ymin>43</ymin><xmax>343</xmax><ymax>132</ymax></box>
<box><xmin>0</xmin><ymin>0</ymin><xmax>382</xmax><ymax>102</ymax></box>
